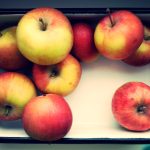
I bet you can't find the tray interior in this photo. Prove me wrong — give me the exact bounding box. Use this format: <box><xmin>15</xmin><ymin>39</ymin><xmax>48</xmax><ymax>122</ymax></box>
<box><xmin>0</xmin><ymin>11</ymin><xmax>150</xmax><ymax>141</ymax></box>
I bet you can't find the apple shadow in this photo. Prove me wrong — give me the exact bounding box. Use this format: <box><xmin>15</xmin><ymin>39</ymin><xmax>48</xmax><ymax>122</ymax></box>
<box><xmin>0</xmin><ymin>119</ymin><xmax>23</xmax><ymax>129</ymax></box>
<box><xmin>113</xmin><ymin>122</ymin><xmax>149</xmax><ymax>133</ymax></box>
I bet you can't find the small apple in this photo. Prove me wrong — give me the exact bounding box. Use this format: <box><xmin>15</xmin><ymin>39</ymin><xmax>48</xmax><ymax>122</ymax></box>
<box><xmin>0</xmin><ymin>26</ymin><xmax>29</xmax><ymax>70</ymax></box>
<box><xmin>32</xmin><ymin>54</ymin><xmax>82</xmax><ymax>96</ymax></box>
<box><xmin>16</xmin><ymin>7</ymin><xmax>73</xmax><ymax>65</ymax></box>
<box><xmin>72</xmin><ymin>23</ymin><xmax>99</xmax><ymax>62</ymax></box>
<box><xmin>112</xmin><ymin>82</ymin><xmax>150</xmax><ymax>131</ymax></box>
<box><xmin>123</xmin><ymin>26</ymin><xmax>150</xmax><ymax>66</ymax></box>
<box><xmin>22</xmin><ymin>94</ymin><xmax>72</xmax><ymax>141</ymax></box>
<box><xmin>94</xmin><ymin>10</ymin><xmax>144</xmax><ymax>60</ymax></box>
<box><xmin>0</xmin><ymin>72</ymin><xmax>37</xmax><ymax>120</ymax></box>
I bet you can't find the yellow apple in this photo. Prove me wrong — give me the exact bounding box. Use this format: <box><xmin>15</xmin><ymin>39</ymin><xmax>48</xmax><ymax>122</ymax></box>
<box><xmin>0</xmin><ymin>72</ymin><xmax>37</xmax><ymax>120</ymax></box>
<box><xmin>32</xmin><ymin>54</ymin><xmax>82</xmax><ymax>96</ymax></box>
<box><xmin>16</xmin><ymin>7</ymin><xmax>73</xmax><ymax>65</ymax></box>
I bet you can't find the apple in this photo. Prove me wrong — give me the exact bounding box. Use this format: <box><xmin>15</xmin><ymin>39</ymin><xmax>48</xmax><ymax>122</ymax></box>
<box><xmin>16</xmin><ymin>7</ymin><xmax>73</xmax><ymax>65</ymax></box>
<box><xmin>0</xmin><ymin>26</ymin><xmax>29</xmax><ymax>70</ymax></box>
<box><xmin>94</xmin><ymin>10</ymin><xmax>144</xmax><ymax>60</ymax></box>
<box><xmin>22</xmin><ymin>94</ymin><xmax>72</xmax><ymax>141</ymax></box>
<box><xmin>32</xmin><ymin>54</ymin><xmax>82</xmax><ymax>96</ymax></box>
<box><xmin>112</xmin><ymin>81</ymin><xmax>150</xmax><ymax>131</ymax></box>
<box><xmin>72</xmin><ymin>23</ymin><xmax>99</xmax><ymax>62</ymax></box>
<box><xmin>0</xmin><ymin>72</ymin><xmax>37</xmax><ymax>120</ymax></box>
<box><xmin>123</xmin><ymin>26</ymin><xmax>150</xmax><ymax>66</ymax></box>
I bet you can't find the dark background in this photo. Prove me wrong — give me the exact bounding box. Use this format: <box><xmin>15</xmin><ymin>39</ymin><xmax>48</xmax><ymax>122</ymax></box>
<box><xmin>1</xmin><ymin>0</ymin><xmax>150</xmax><ymax>9</ymax></box>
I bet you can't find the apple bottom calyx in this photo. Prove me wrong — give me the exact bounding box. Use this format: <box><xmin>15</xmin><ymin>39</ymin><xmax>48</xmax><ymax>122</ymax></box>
<box><xmin>3</xmin><ymin>105</ymin><xmax>12</xmax><ymax>116</ymax></box>
<box><xmin>136</xmin><ymin>104</ymin><xmax>147</xmax><ymax>114</ymax></box>
<box><xmin>49</xmin><ymin>66</ymin><xmax>59</xmax><ymax>78</ymax></box>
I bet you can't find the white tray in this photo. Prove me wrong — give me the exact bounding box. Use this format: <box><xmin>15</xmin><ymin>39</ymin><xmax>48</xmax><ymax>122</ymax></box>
<box><xmin>0</xmin><ymin>9</ymin><xmax>150</xmax><ymax>144</ymax></box>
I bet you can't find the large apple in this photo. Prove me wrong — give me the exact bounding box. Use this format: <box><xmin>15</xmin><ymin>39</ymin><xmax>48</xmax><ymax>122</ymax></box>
<box><xmin>0</xmin><ymin>26</ymin><xmax>29</xmax><ymax>70</ymax></box>
<box><xmin>72</xmin><ymin>23</ymin><xmax>99</xmax><ymax>62</ymax></box>
<box><xmin>112</xmin><ymin>82</ymin><xmax>150</xmax><ymax>131</ymax></box>
<box><xmin>16</xmin><ymin>7</ymin><xmax>73</xmax><ymax>65</ymax></box>
<box><xmin>0</xmin><ymin>72</ymin><xmax>37</xmax><ymax>120</ymax></box>
<box><xmin>22</xmin><ymin>94</ymin><xmax>72</xmax><ymax>141</ymax></box>
<box><xmin>32</xmin><ymin>54</ymin><xmax>82</xmax><ymax>96</ymax></box>
<box><xmin>123</xmin><ymin>26</ymin><xmax>150</xmax><ymax>66</ymax></box>
<box><xmin>94</xmin><ymin>10</ymin><xmax>144</xmax><ymax>60</ymax></box>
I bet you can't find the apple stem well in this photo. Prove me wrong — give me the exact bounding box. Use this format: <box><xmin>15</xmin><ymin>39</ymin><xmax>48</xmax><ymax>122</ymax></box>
<box><xmin>39</xmin><ymin>18</ymin><xmax>47</xmax><ymax>31</ymax></box>
<box><xmin>106</xmin><ymin>8</ymin><xmax>115</xmax><ymax>27</ymax></box>
<box><xmin>4</xmin><ymin>105</ymin><xmax>12</xmax><ymax>116</ymax></box>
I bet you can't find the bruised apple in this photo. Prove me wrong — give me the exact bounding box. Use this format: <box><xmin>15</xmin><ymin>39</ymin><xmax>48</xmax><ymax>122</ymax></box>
<box><xmin>112</xmin><ymin>82</ymin><xmax>150</xmax><ymax>131</ymax></box>
<box><xmin>22</xmin><ymin>94</ymin><xmax>72</xmax><ymax>141</ymax></box>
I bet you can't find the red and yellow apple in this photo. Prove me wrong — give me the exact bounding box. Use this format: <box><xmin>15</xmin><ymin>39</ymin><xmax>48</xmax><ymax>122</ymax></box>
<box><xmin>22</xmin><ymin>94</ymin><xmax>72</xmax><ymax>141</ymax></box>
<box><xmin>16</xmin><ymin>7</ymin><xmax>73</xmax><ymax>65</ymax></box>
<box><xmin>32</xmin><ymin>54</ymin><xmax>82</xmax><ymax>96</ymax></box>
<box><xmin>0</xmin><ymin>26</ymin><xmax>29</xmax><ymax>70</ymax></box>
<box><xmin>72</xmin><ymin>23</ymin><xmax>99</xmax><ymax>62</ymax></box>
<box><xmin>112</xmin><ymin>82</ymin><xmax>150</xmax><ymax>131</ymax></box>
<box><xmin>0</xmin><ymin>72</ymin><xmax>37</xmax><ymax>120</ymax></box>
<box><xmin>123</xmin><ymin>26</ymin><xmax>150</xmax><ymax>66</ymax></box>
<box><xmin>94</xmin><ymin>10</ymin><xmax>144</xmax><ymax>60</ymax></box>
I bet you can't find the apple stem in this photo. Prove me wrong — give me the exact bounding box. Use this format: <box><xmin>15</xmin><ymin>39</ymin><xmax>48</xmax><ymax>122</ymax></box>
<box><xmin>4</xmin><ymin>105</ymin><xmax>12</xmax><ymax>116</ymax></box>
<box><xmin>39</xmin><ymin>18</ymin><xmax>47</xmax><ymax>31</ymax></box>
<box><xmin>106</xmin><ymin>8</ymin><xmax>114</xmax><ymax>27</ymax></box>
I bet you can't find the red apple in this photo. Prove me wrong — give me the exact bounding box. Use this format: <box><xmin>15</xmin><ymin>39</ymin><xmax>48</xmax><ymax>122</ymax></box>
<box><xmin>0</xmin><ymin>26</ymin><xmax>29</xmax><ymax>70</ymax></box>
<box><xmin>94</xmin><ymin>10</ymin><xmax>144</xmax><ymax>60</ymax></box>
<box><xmin>22</xmin><ymin>94</ymin><xmax>72</xmax><ymax>141</ymax></box>
<box><xmin>0</xmin><ymin>72</ymin><xmax>37</xmax><ymax>120</ymax></box>
<box><xmin>32</xmin><ymin>54</ymin><xmax>82</xmax><ymax>96</ymax></box>
<box><xmin>16</xmin><ymin>7</ymin><xmax>73</xmax><ymax>65</ymax></box>
<box><xmin>72</xmin><ymin>23</ymin><xmax>99</xmax><ymax>62</ymax></box>
<box><xmin>123</xmin><ymin>26</ymin><xmax>150</xmax><ymax>66</ymax></box>
<box><xmin>112</xmin><ymin>82</ymin><xmax>150</xmax><ymax>131</ymax></box>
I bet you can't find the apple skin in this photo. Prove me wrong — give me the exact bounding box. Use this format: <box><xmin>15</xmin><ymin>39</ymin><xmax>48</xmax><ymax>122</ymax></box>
<box><xmin>16</xmin><ymin>7</ymin><xmax>73</xmax><ymax>65</ymax></box>
<box><xmin>0</xmin><ymin>26</ymin><xmax>29</xmax><ymax>70</ymax></box>
<box><xmin>112</xmin><ymin>82</ymin><xmax>150</xmax><ymax>131</ymax></box>
<box><xmin>72</xmin><ymin>23</ymin><xmax>99</xmax><ymax>62</ymax></box>
<box><xmin>22</xmin><ymin>94</ymin><xmax>72</xmax><ymax>141</ymax></box>
<box><xmin>123</xmin><ymin>26</ymin><xmax>150</xmax><ymax>66</ymax></box>
<box><xmin>32</xmin><ymin>54</ymin><xmax>82</xmax><ymax>96</ymax></box>
<box><xmin>0</xmin><ymin>72</ymin><xmax>37</xmax><ymax>120</ymax></box>
<box><xmin>94</xmin><ymin>10</ymin><xmax>144</xmax><ymax>60</ymax></box>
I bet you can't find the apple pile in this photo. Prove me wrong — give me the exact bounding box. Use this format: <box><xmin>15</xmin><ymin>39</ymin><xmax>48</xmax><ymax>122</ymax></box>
<box><xmin>0</xmin><ymin>7</ymin><xmax>82</xmax><ymax>142</ymax></box>
<box><xmin>0</xmin><ymin>6</ymin><xmax>150</xmax><ymax>142</ymax></box>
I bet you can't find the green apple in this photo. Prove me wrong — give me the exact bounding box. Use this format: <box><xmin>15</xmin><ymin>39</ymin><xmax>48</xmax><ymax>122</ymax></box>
<box><xmin>0</xmin><ymin>72</ymin><xmax>37</xmax><ymax>120</ymax></box>
<box><xmin>16</xmin><ymin>7</ymin><xmax>73</xmax><ymax>65</ymax></box>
